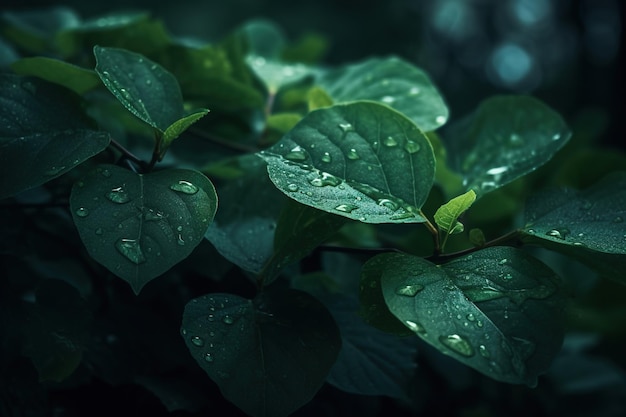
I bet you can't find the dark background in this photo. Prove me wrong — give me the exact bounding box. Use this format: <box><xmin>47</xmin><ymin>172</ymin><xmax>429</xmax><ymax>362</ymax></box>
<box><xmin>3</xmin><ymin>0</ymin><xmax>624</xmax><ymax>151</ymax></box>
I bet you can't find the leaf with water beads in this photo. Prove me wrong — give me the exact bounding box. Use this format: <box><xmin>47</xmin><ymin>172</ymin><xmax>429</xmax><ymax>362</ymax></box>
<box><xmin>0</xmin><ymin>74</ymin><xmax>110</xmax><ymax>199</ymax></box>
<box><xmin>521</xmin><ymin>172</ymin><xmax>626</xmax><ymax>282</ymax></box>
<box><xmin>318</xmin><ymin>56</ymin><xmax>449</xmax><ymax>132</ymax></box>
<box><xmin>377</xmin><ymin>246</ymin><xmax>565</xmax><ymax>386</ymax></box>
<box><xmin>443</xmin><ymin>95</ymin><xmax>571</xmax><ymax>196</ymax></box>
<box><xmin>181</xmin><ymin>289</ymin><xmax>341</xmax><ymax>417</ymax></box>
<box><xmin>258</xmin><ymin>101</ymin><xmax>436</xmax><ymax>224</ymax></box>
<box><xmin>70</xmin><ymin>164</ymin><xmax>217</xmax><ymax>293</ymax></box>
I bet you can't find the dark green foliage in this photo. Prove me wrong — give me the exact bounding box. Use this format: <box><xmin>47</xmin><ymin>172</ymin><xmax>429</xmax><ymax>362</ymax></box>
<box><xmin>1</xmin><ymin>6</ymin><xmax>625</xmax><ymax>417</ymax></box>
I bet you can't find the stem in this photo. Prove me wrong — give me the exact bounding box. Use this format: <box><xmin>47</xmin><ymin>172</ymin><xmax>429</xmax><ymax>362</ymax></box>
<box><xmin>110</xmin><ymin>138</ymin><xmax>146</xmax><ymax>169</ymax></box>
<box><xmin>420</xmin><ymin>210</ymin><xmax>441</xmax><ymax>255</ymax></box>
<box><xmin>264</xmin><ymin>91</ymin><xmax>277</xmax><ymax>119</ymax></box>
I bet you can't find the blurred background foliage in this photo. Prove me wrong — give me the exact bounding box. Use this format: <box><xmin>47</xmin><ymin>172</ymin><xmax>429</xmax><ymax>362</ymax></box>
<box><xmin>1</xmin><ymin>1</ymin><xmax>624</xmax><ymax>416</ymax></box>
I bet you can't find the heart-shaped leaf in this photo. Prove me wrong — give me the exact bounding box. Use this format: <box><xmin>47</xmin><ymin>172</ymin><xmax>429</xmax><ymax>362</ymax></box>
<box><xmin>379</xmin><ymin>247</ymin><xmax>565</xmax><ymax>386</ymax></box>
<box><xmin>443</xmin><ymin>95</ymin><xmax>571</xmax><ymax>196</ymax></box>
<box><xmin>70</xmin><ymin>164</ymin><xmax>217</xmax><ymax>293</ymax></box>
<box><xmin>521</xmin><ymin>172</ymin><xmax>626</xmax><ymax>281</ymax></box>
<box><xmin>258</xmin><ymin>102</ymin><xmax>436</xmax><ymax>224</ymax></box>
<box><xmin>181</xmin><ymin>289</ymin><xmax>341</xmax><ymax>417</ymax></box>
<box><xmin>318</xmin><ymin>56</ymin><xmax>449</xmax><ymax>131</ymax></box>
<box><xmin>0</xmin><ymin>75</ymin><xmax>110</xmax><ymax>199</ymax></box>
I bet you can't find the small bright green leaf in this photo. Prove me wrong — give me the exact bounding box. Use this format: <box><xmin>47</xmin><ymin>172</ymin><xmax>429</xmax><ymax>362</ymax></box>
<box><xmin>444</xmin><ymin>95</ymin><xmax>571</xmax><ymax>196</ymax></box>
<box><xmin>94</xmin><ymin>45</ymin><xmax>184</xmax><ymax>131</ymax></box>
<box><xmin>435</xmin><ymin>190</ymin><xmax>476</xmax><ymax>234</ymax></box>
<box><xmin>181</xmin><ymin>289</ymin><xmax>341</xmax><ymax>417</ymax></box>
<box><xmin>319</xmin><ymin>56</ymin><xmax>449</xmax><ymax>131</ymax></box>
<box><xmin>258</xmin><ymin>102</ymin><xmax>436</xmax><ymax>224</ymax></box>
<box><xmin>379</xmin><ymin>247</ymin><xmax>564</xmax><ymax>386</ymax></box>
<box><xmin>266</xmin><ymin>112</ymin><xmax>301</xmax><ymax>134</ymax></box>
<box><xmin>521</xmin><ymin>172</ymin><xmax>626</xmax><ymax>281</ymax></box>
<box><xmin>0</xmin><ymin>75</ymin><xmax>110</xmax><ymax>199</ymax></box>
<box><xmin>161</xmin><ymin>109</ymin><xmax>210</xmax><ymax>154</ymax></box>
<box><xmin>261</xmin><ymin>199</ymin><xmax>348</xmax><ymax>284</ymax></box>
<box><xmin>11</xmin><ymin>57</ymin><xmax>101</xmax><ymax>95</ymax></box>
<box><xmin>205</xmin><ymin>155</ymin><xmax>285</xmax><ymax>273</ymax></box>
<box><xmin>359</xmin><ymin>255</ymin><xmax>414</xmax><ymax>336</ymax></box>
<box><xmin>21</xmin><ymin>279</ymin><xmax>91</xmax><ymax>382</ymax></box>
<box><xmin>307</xmin><ymin>86</ymin><xmax>333</xmax><ymax>111</ymax></box>
<box><xmin>70</xmin><ymin>164</ymin><xmax>217</xmax><ymax>293</ymax></box>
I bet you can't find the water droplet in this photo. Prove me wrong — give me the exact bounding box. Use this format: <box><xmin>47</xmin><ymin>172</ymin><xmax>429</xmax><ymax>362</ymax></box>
<box><xmin>309</xmin><ymin>172</ymin><xmax>342</xmax><ymax>187</ymax></box>
<box><xmin>390</xmin><ymin>211</ymin><xmax>415</xmax><ymax>220</ymax></box>
<box><xmin>404</xmin><ymin>140</ymin><xmax>421</xmax><ymax>154</ymax></box>
<box><xmin>466</xmin><ymin>313</ymin><xmax>476</xmax><ymax>321</ymax></box>
<box><xmin>377</xmin><ymin>199</ymin><xmax>398</xmax><ymax>210</ymax></box>
<box><xmin>552</xmin><ymin>133</ymin><xmax>561</xmax><ymax>141</ymax></box>
<box><xmin>287</xmin><ymin>183</ymin><xmax>299</xmax><ymax>192</ymax></box>
<box><xmin>144</xmin><ymin>209</ymin><xmax>164</xmax><ymax>221</ymax></box>
<box><xmin>44</xmin><ymin>166</ymin><xmax>66</xmax><ymax>176</ymax></box>
<box><xmin>502</xmin><ymin>273</ymin><xmax>513</xmax><ymax>281</ymax></box>
<box><xmin>381</xmin><ymin>95</ymin><xmax>395</xmax><ymax>104</ymax></box>
<box><xmin>395</xmin><ymin>284</ymin><xmax>424</xmax><ymax>296</ymax></box>
<box><xmin>191</xmin><ymin>336</ymin><xmax>204</xmax><ymax>347</ymax></box>
<box><xmin>383</xmin><ymin>136</ymin><xmax>398</xmax><ymax>147</ymax></box>
<box><xmin>404</xmin><ymin>320</ymin><xmax>426</xmax><ymax>334</ymax></box>
<box><xmin>181</xmin><ymin>328</ymin><xmax>187</xmax><ymax>335</ymax></box>
<box><xmin>509</xmin><ymin>133</ymin><xmax>523</xmax><ymax>145</ymax></box>
<box><xmin>436</xmin><ymin>115</ymin><xmax>447</xmax><ymax>125</ymax></box>
<box><xmin>465</xmin><ymin>286</ymin><xmax>506</xmax><ymax>302</ymax></box>
<box><xmin>170</xmin><ymin>180</ymin><xmax>199</xmax><ymax>195</ymax></box>
<box><xmin>177</xmin><ymin>234</ymin><xmax>185</xmax><ymax>246</ymax></box>
<box><xmin>498</xmin><ymin>258</ymin><xmax>508</xmax><ymax>265</ymax></box>
<box><xmin>75</xmin><ymin>207</ymin><xmax>89</xmax><ymax>217</ymax></box>
<box><xmin>95</xmin><ymin>228</ymin><xmax>103</xmax><ymax>235</ymax></box>
<box><xmin>335</xmin><ymin>204</ymin><xmax>358</xmax><ymax>213</ymax></box>
<box><xmin>285</xmin><ymin>145</ymin><xmax>307</xmax><ymax>161</ymax></box>
<box><xmin>487</xmin><ymin>166</ymin><xmax>508</xmax><ymax>176</ymax></box>
<box><xmin>115</xmin><ymin>238</ymin><xmax>146</xmax><ymax>264</ymax></box>
<box><xmin>106</xmin><ymin>187</ymin><xmax>130</xmax><ymax>204</ymax></box>
<box><xmin>478</xmin><ymin>345</ymin><xmax>490</xmax><ymax>358</ymax></box>
<box><xmin>614</xmin><ymin>216</ymin><xmax>624</xmax><ymax>223</ymax></box>
<box><xmin>338</xmin><ymin>123</ymin><xmax>354</xmax><ymax>133</ymax></box>
<box><xmin>145</xmin><ymin>79</ymin><xmax>152</xmax><ymax>86</ymax></box>
<box><xmin>321</xmin><ymin>152</ymin><xmax>332</xmax><ymax>163</ymax></box>
<box><xmin>223</xmin><ymin>315</ymin><xmax>234</xmax><ymax>325</ymax></box>
<box><xmin>347</xmin><ymin>148</ymin><xmax>360</xmax><ymax>160</ymax></box>
<box><xmin>546</xmin><ymin>228</ymin><xmax>570</xmax><ymax>239</ymax></box>
<box><xmin>409</xmin><ymin>87</ymin><xmax>420</xmax><ymax>95</ymax></box>
<box><xmin>204</xmin><ymin>353</ymin><xmax>214</xmax><ymax>362</ymax></box>
<box><xmin>176</xmin><ymin>225</ymin><xmax>183</xmax><ymax>232</ymax></box>
<box><xmin>439</xmin><ymin>334</ymin><xmax>474</xmax><ymax>357</ymax></box>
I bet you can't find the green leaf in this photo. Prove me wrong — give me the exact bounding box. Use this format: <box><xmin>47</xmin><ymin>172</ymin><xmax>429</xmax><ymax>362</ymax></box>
<box><xmin>21</xmin><ymin>279</ymin><xmax>91</xmax><ymax>382</ymax></box>
<box><xmin>521</xmin><ymin>172</ymin><xmax>626</xmax><ymax>281</ymax></box>
<box><xmin>261</xmin><ymin>200</ymin><xmax>348</xmax><ymax>284</ymax></box>
<box><xmin>70</xmin><ymin>164</ymin><xmax>217</xmax><ymax>293</ymax></box>
<box><xmin>247</xmin><ymin>58</ymin><xmax>312</xmax><ymax>94</ymax></box>
<box><xmin>307</xmin><ymin>86</ymin><xmax>333</xmax><ymax>111</ymax></box>
<box><xmin>0</xmin><ymin>75</ymin><xmax>110</xmax><ymax>199</ymax></box>
<box><xmin>11</xmin><ymin>57</ymin><xmax>101</xmax><ymax>95</ymax></box>
<box><xmin>324</xmin><ymin>295</ymin><xmax>418</xmax><ymax>399</ymax></box>
<box><xmin>94</xmin><ymin>45</ymin><xmax>185</xmax><ymax>131</ymax></box>
<box><xmin>318</xmin><ymin>56</ymin><xmax>449</xmax><ymax>131</ymax></box>
<box><xmin>161</xmin><ymin>109</ymin><xmax>210</xmax><ymax>153</ymax></box>
<box><xmin>379</xmin><ymin>247</ymin><xmax>565</xmax><ymax>386</ymax></box>
<box><xmin>239</xmin><ymin>19</ymin><xmax>286</xmax><ymax>59</ymax></box>
<box><xmin>181</xmin><ymin>289</ymin><xmax>341</xmax><ymax>417</ymax></box>
<box><xmin>258</xmin><ymin>102</ymin><xmax>436</xmax><ymax>224</ymax></box>
<box><xmin>435</xmin><ymin>190</ymin><xmax>476</xmax><ymax>234</ymax></box>
<box><xmin>359</xmin><ymin>255</ymin><xmax>414</xmax><ymax>336</ymax></box>
<box><xmin>444</xmin><ymin>95</ymin><xmax>571</xmax><ymax>196</ymax></box>
<box><xmin>205</xmin><ymin>155</ymin><xmax>285</xmax><ymax>273</ymax></box>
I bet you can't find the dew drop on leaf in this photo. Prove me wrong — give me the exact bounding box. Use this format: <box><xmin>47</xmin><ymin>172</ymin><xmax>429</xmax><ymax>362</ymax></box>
<box><xmin>223</xmin><ymin>315</ymin><xmax>234</xmax><ymax>325</ymax></box>
<box><xmin>404</xmin><ymin>140</ymin><xmax>421</xmax><ymax>154</ymax></box>
<box><xmin>321</xmin><ymin>152</ymin><xmax>332</xmax><ymax>163</ymax></box>
<box><xmin>335</xmin><ymin>204</ymin><xmax>358</xmax><ymax>213</ymax></box>
<box><xmin>409</xmin><ymin>87</ymin><xmax>420</xmax><ymax>95</ymax></box>
<box><xmin>177</xmin><ymin>234</ymin><xmax>185</xmax><ymax>246</ymax></box>
<box><xmin>106</xmin><ymin>187</ymin><xmax>130</xmax><ymax>204</ymax></box>
<box><xmin>347</xmin><ymin>148</ymin><xmax>360</xmax><ymax>160</ymax></box>
<box><xmin>44</xmin><ymin>166</ymin><xmax>66</xmax><ymax>176</ymax></box>
<box><xmin>395</xmin><ymin>284</ymin><xmax>424</xmax><ymax>296</ymax></box>
<box><xmin>204</xmin><ymin>352</ymin><xmax>214</xmax><ymax>362</ymax></box>
<box><xmin>404</xmin><ymin>320</ymin><xmax>426</xmax><ymax>334</ymax></box>
<box><xmin>381</xmin><ymin>95</ymin><xmax>395</xmax><ymax>104</ymax></box>
<box><xmin>191</xmin><ymin>336</ymin><xmax>204</xmax><ymax>347</ymax></box>
<box><xmin>95</xmin><ymin>228</ymin><xmax>103</xmax><ymax>235</ymax></box>
<box><xmin>383</xmin><ymin>136</ymin><xmax>398</xmax><ymax>147</ymax></box>
<box><xmin>75</xmin><ymin>207</ymin><xmax>89</xmax><ymax>217</ymax></box>
<box><xmin>436</xmin><ymin>115</ymin><xmax>447</xmax><ymax>124</ymax></box>
<box><xmin>287</xmin><ymin>183</ymin><xmax>299</xmax><ymax>192</ymax></box>
<box><xmin>170</xmin><ymin>180</ymin><xmax>199</xmax><ymax>195</ymax></box>
<box><xmin>285</xmin><ymin>145</ymin><xmax>307</xmax><ymax>161</ymax></box>
<box><xmin>115</xmin><ymin>238</ymin><xmax>146</xmax><ymax>264</ymax></box>
<box><xmin>377</xmin><ymin>199</ymin><xmax>398</xmax><ymax>210</ymax></box>
<box><xmin>338</xmin><ymin>122</ymin><xmax>354</xmax><ymax>133</ymax></box>
<box><xmin>309</xmin><ymin>172</ymin><xmax>341</xmax><ymax>187</ymax></box>
<box><xmin>478</xmin><ymin>344</ymin><xmax>490</xmax><ymax>358</ymax></box>
<box><xmin>439</xmin><ymin>334</ymin><xmax>475</xmax><ymax>357</ymax></box>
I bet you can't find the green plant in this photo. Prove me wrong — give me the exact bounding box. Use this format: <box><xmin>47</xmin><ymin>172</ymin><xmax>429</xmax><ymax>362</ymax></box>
<box><xmin>1</xmin><ymin>8</ymin><xmax>625</xmax><ymax>417</ymax></box>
